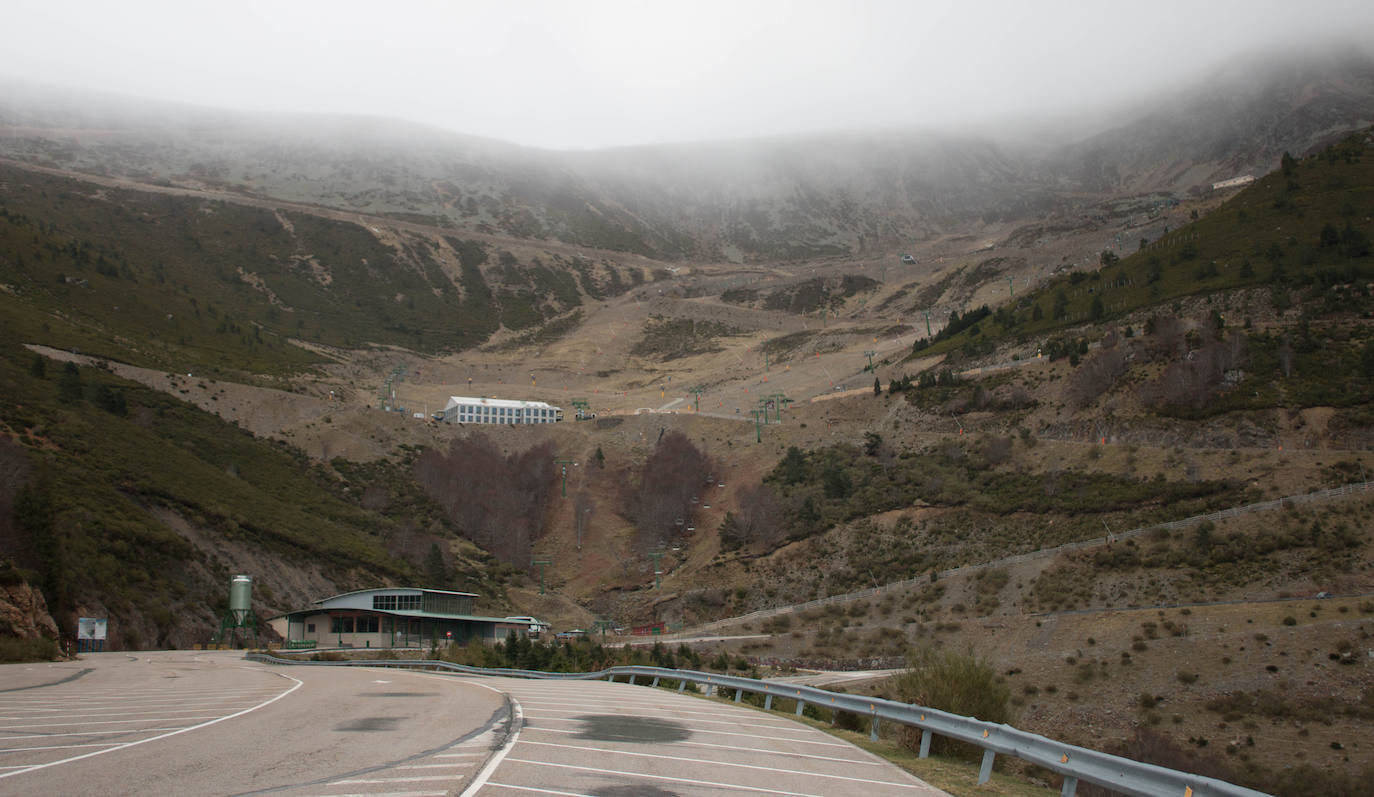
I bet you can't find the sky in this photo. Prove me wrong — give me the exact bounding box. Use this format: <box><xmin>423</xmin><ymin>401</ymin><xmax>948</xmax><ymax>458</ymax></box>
<box><xmin>4</xmin><ymin>0</ymin><xmax>1374</xmax><ymax>150</ymax></box>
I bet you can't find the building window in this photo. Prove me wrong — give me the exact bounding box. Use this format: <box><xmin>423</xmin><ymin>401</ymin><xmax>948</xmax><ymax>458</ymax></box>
<box><xmin>331</xmin><ymin>617</ymin><xmax>354</xmax><ymax>634</ymax></box>
<box><xmin>357</xmin><ymin>616</ymin><xmax>379</xmax><ymax>633</ymax></box>
<box><xmin>373</xmin><ymin>595</ymin><xmax>397</xmax><ymax>610</ymax></box>
<box><xmin>306</xmin><ymin>623</ymin><xmax>315</xmax><ymax>633</ymax></box>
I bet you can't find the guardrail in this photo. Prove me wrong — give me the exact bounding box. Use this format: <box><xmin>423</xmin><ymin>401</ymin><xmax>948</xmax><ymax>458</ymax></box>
<box><xmin>246</xmin><ymin>653</ymin><xmax>1270</xmax><ymax>797</ymax></box>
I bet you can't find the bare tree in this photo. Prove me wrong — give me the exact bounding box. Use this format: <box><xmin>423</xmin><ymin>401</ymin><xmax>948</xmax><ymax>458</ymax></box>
<box><xmin>414</xmin><ymin>434</ymin><xmax>556</xmax><ymax>566</ymax></box>
<box><xmin>621</xmin><ymin>431</ymin><xmax>715</xmax><ymax>552</ymax></box>
<box><xmin>1064</xmin><ymin>348</ymin><xmax>1127</xmax><ymax>410</ymax></box>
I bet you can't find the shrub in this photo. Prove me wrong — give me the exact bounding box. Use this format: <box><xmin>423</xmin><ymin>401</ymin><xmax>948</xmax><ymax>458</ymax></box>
<box><xmin>893</xmin><ymin>647</ymin><xmax>1011</xmax><ymax>759</ymax></box>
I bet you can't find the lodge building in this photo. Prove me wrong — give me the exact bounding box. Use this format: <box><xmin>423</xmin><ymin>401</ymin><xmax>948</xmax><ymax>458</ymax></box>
<box><xmin>268</xmin><ymin>587</ymin><xmax>534</xmax><ymax>649</ymax></box>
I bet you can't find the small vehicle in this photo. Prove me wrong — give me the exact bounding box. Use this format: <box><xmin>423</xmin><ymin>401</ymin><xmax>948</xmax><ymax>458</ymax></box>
<box><xmin>900</xmin><ymin>254</ymin><xmax>917</xmax><ymax>264</ymax></box>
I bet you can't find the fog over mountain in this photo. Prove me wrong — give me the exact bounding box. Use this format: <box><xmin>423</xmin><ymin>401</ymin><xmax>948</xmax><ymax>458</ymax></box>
<box><xmin>1</xmin><ymin>45</ymin><xmax>1371</xmax><ymax>261</ymax></box>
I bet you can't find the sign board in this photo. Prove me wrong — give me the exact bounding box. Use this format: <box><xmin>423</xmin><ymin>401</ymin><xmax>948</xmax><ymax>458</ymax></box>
<box><xmin>77</xmin><ymin>617</ymin><xmax>108</xmax><ymax>641</ymax></box>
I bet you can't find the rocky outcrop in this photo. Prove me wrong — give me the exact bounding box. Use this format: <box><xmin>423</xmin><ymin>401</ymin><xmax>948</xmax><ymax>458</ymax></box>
<box><xmin>0</xmin><ymin>582</ymin><xmax>61</xmax><ymax>641</ymax></box>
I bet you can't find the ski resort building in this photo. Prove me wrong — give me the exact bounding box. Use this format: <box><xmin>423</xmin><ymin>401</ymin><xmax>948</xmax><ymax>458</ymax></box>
<box><xmin>268</xmin><ymin>587</ymin><xmax>536</xmax><ymax>649</ymax></box>
<box><xmin>440</xmin><ymin>396</ymin><xmax>562</xmax><ymax>425</ymax></box>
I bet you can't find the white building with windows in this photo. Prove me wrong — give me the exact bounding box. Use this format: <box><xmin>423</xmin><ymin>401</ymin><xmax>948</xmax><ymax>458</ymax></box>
<box><xmin>268</xmin><ymin>587</ymin><xmax>534</xmax><ymax>649</ymax></box>
<box><xmin>441</xmin><ymin>396</ymin><xmax>562</xmax><ymax>425</ymax></box>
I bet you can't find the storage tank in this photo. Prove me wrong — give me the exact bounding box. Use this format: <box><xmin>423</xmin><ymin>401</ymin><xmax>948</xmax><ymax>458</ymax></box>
<box><xmin>229</xmin><ymin>575</ymin><xmax>252</xmax><ymax>622</ymax></box>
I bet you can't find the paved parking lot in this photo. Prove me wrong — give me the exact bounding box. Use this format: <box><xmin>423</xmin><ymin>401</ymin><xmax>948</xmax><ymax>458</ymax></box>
<box><xmin>467</xmin><ymin>676</ymin><xmax>946</xmax><ymax>796</ymax></box>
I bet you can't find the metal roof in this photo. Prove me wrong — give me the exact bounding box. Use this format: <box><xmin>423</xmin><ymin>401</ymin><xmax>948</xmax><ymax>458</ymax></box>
<box><xmin>444</xmin><ymin>396</ymin><xmax>560</xmax><ymax>411</ymax></box>
<box><xmin>312</xmin><ymin>587</ymin><xmax>477</xmax><ymax>606</ymax></box>
<box><xmin>271</xmin><ymin>607</ymin><xmax>533</xmax><ymax>625</ymax></box>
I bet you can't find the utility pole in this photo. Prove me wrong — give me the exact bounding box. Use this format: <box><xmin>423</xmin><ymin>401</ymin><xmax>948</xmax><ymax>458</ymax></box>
<box><xmin>863</xmin><ymin>350</ymin><xmax>876</xmax><ymax>372</ymax></box>
<box><xmin>749</xmin><ymin>408</ymin><xmax>766</xmax><ymax>442</ymax></box>
<box><xmin>1007</xmin><ymin>275</ymin><xmax>1015</xmax><ymax>297</ymax></box>
<box><xmin>688</xmin><ymin>385</ymin><xmax>706</xmax><ymax>412</ymax></box>
<box><xmin>553</xmin><ymin>459</ymin><xmax>575</xmax><ymax>497</ymax></box>
<box><xmin>923</xmin><ymin>309</ymin><xmax>932</xmax><ymax>338</ymax></box>
<box><xmin>530</xmin><ymin>557</ymin><xmax>554</xmax><ymax>595</ymax></box>
<box><xmin>767</xmin><ymin>392</ymin><xmax>791</xmax><ymax>422</ymax></box>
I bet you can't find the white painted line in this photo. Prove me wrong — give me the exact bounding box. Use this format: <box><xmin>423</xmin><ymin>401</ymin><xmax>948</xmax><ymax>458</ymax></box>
<box><xmin>0</xmin><ymin>705</ymin><xmax>261</xmax><ymax>720</ymax></box>
<box><xmin>333</xmin><ymin>775</ymin><xmax>455</xmax><ymax>784</ymax></box>
<box><xmin>0</xmin><ymin>673</ymin><xmax>303</xmax><ymax>780</ymax></box>
<box><xmin>458</xmin><ymin>699</ymin><xmax>522</xmax><ymax>797</ymax></box>
<box><xmin>503</xmin><ymin>757</ymin><xmax>831</xmax><ymax>797</ymax></box>
<box><xmin>509</xmin><ymin>698</ymin><xmax>802</xmax><ymax>725</ymax></box>
<box><xmin>0</xmin><ymin>742</ymin><xmax>124</xmax><ymax>754</ymax></box>
<box><xmin>518</xmin><ymin>739</ymin><xmax>920</xmax><ymax>788</ymax></box>
<box><xmin>0</xmin><ymin>716</ymin><xmax>220</xmax><ymax>730</ymax></box>
<box><xmin>520</xmin><ymin>707</ymin><xmax>811</xmax><ymax>732</ymax></box>
<box><xmin>0</xmin><ymin>726</ymin><xmax>189</xmax><ymax>741</ymax></box>
<box><xmin>519</xmin><ymin>725</ymin><xmax>878</xmax><ymax>765</ymax></box>
<box><xmin>395</xmin><ymin>763</ymin><xmax>472</xmax><ymax>770</ymax></box>
<box><xmin>293</xmin><ymin>791</ymin><xmax>448</xmax><ymax>797</ymax></box>
<box><xmin>485</xmin><ymin>783</ymin><xmax>600</xmax><ymax>797</ymax></box>
<box><xmin>521</xmin><ymin>715</ymin><xmax>850</xmax><ymax>746</ymax></box>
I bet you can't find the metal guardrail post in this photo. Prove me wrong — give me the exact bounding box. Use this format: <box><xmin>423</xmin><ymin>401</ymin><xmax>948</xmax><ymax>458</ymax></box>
<box><xmin>795</xmin><ymin>699</ymin><xmax>805</xmax><ymax>716</ymax></box>
<box><xmin>919</xmin><ymin>728</ymin><xmax>932</xmax><ymax>758</ymax></box>
<box><xmin>764</xmin><ymin>694</ymin><xmax>773</xmax><ymax>710</ymax></box>
<box><xmin>978</xmin><ymin>748</ymin><xmax>996</xmax><ymax>784</ymax></box>
<box><xmin>1061</xmin><ymin>775</ymin><xmax>1078</xmax><ymax>796</ymax></box>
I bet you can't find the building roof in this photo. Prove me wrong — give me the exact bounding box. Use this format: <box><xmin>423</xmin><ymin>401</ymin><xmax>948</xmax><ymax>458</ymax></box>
<box><xmin>313</xmin><ymin>587</ymin><xmax>477</xmax><ymax>606</ymax></box>
<box><xmin>444</xmin><ymin>396</ymin><xmax>560</xmax><ymax>411</ymax></box>
<box><xmin>271</xmin><ymin>607</ymin><xmax>532</xmax><ymax>625</ymax></box>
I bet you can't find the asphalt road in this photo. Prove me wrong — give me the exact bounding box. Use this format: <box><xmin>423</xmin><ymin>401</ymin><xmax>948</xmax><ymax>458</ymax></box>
<box><xmin>0</xmin><ymin>651</ymin><xmax>507</xmax><ymax>796</ymax></box>
<box><xmin>0</xmin><ymin>652</ymin><xmax>946</xmax><ymax>796</ymax></box>
<box><xmin>462</xmin><ymin>675</ymin><xmax>946</xmax><ymax>796</ymax></box>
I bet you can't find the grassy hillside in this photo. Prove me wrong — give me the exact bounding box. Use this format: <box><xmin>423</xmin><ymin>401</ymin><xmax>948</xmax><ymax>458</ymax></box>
<box><xmin>906</xmin><ymin>130</ymin><xmax>1374</xmax><ymax>412</ymax></box>
<box><xmin>0</xmin><ymin>164</ymin><xmax>644</xmax><ymax>377</ymax></box>
<box><xmin>0</xmin><ymin>328</ymin><xmax>506</xmax><ymax>648</ymax></box>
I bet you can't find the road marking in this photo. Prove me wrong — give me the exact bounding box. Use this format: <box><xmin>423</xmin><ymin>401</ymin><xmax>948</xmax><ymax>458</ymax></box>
<box><xmin>508</xmin><ymin>697</ymin><xmax>803</xmax><ymax>725</ymax></box>
<box><xmin>394</xmin><ymin>763</ymin><xmax>472</xmax><ymax>770</ymax></box>
<box><xmin>294</xmin><ymin>792</ymin><xmax>448</xmax><ymax>797</ymax></box>
<box><xmin>333</xmin><ymin>775</ymin><xmax>455</xmax><ymax>784</ymax></box>
<box><xmin>0</xmin><ymin>726</ymin><xmax>190</xmax><ymax>741</ymax></box>
<box><xmin>521</xmin><ymin>715</ymin><xmax>850</xmax><ymax>746</ymax></box>
<box><xmin>517</xmin><ymin>739</ymin><xmax>920</xmax><ymax>787</ymax></box>
<box><xmin>434</xmin><ymin>752</ymin><xmax>486</xmax><ymax>758</ymax></box>
<box><xmin>485</xmin><ymin>784</ymin><xmax>602</xmax><ymax>797</ymax></box>
<box><xmin>0</xmin><ymin>715</ymin><xmax>222</xmax><ymax>730</ymax></box>
<box><xmin>0</xmin><ymin>742</ymin><xmax>126</xmax><ymax>754</ymax></box>
<box><xmin>503</xmin><ymin>757</ymin><xmax>832</xmax><ymax>797</ymax></box>
<box><xmin>0</xmin><ymin>672</ymin><xmax>302</xmax><ymax>780</ymax></box>
<box><xmin>0</xmin><ymin>704</ymin><xmax>264</xmax><ymax>720</ymax></box>
<box><xmin>461</xmin><ymin>698</ymin><xmax>524</xmax><ymax>797</ymax></box>
<box><xmin>520</xmin><ymin>706</ymin><xmax>812</xmax><ymax>732</ymax></box>
<box><xmin>519</xmin><ymin>725</ymin><xmax>878</xmax><ymax>764</ymax></box>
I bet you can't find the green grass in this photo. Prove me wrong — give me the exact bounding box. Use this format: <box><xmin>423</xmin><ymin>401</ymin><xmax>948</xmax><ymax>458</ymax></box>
<box><xmin>0</xmin><ymin>332</ymin><xmax>435</xmax><ymax>645</ymax></box>
<box><xmin>907</xmin><ymin>129</ymin><xmax>1374</xmax><ymax>366</ymax></box>
<box><xmin>0</xmin><ymin>165</ymin><xmax>598</xmax><ymax>376</ymax></box>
